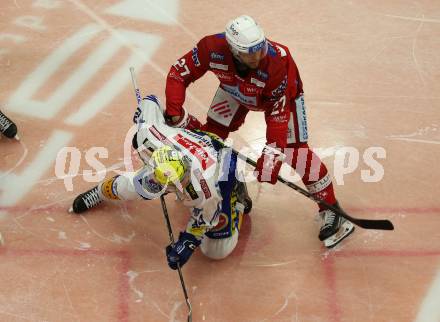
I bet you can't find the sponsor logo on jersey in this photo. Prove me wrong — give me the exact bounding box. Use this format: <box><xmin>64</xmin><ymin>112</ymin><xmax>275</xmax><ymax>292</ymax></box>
<box><xmin>149</xmin><ymin>125</ymin><xmax>173</xmax><ymax>145</ymax></box>
<box><xmin>250</xmin><ymin>77</ymin><xmax>265</xmax><ymax>88</ymax></box>
<box><xmin>185</xmin><ymin>183</ymin><xmax>199</xmax><ymax>200</ymax></box>
<box><xmin>192</xmin><ymin>47</ymin><xmax>201</xmax><ymax>67</ymax></box>
<box><xmin>192</xmin><ymin>210</ymin><xmax>206</xmax><ymax>227</ymax></box>
<box><xmin>235</xmin><ymin>75</ymin><xmax>245</xmax><ymax>82</ymax></box>
<box><xmin>213</xmin><ymin>71</ymin><xmax>234</xmax><ymax>82</ymax></box>
<box><xmin>209</xmin><ymin>62</ymin><xmax>228</xmax><ymax>71</ymax></box>
<box><xmin>222</xmin><ymin>84</ymin><xmax>257</xmax><ymax>106</ymax></box>
<box><xmin>210</xmin><ymin>100</ymin><xmax>234</xmax><ymax>118</ymax></box>
<box><xmin>144</xmin><ymin>178</ymin><xmax>163</xmax><ymax>194</ymax></box>
<box><xmin>257</xmin><ymin>70</ymin><xmax>268</xmax><ymax>80</ymax></box>
<box><xmin>183</xmin><ymin>130</ymin><xmax>216</xmax><ymax>149</ymax></box>
<box><xmin>189</xmin><ymin>209</ymin><xmax>206</xmax><ymax>237</ymax></box>
<box><xmin>168</xmin><ymin>69</ymin><xmax>185</xmax><ymax>82</ymax></box>
<box><xmin>194</xmin><ymin>169</ymin><xmax>212</xmax><ymax>199</ymax></box>
<box><xmin>271</xmin><ymin>75</ymin><xmax>288</xmax><ymax>97</ymax></box>
<box><xmin>210</xmin><ymin>52</ymin><xmax>224</xmax><ymax>61</ymax></box>
<box><xmin>210</xmin><ymin>213</ymin><xmax>229</xmax><ymax>232</ymax></box>
<box><xmin>244</xmin><ymin>85</ymin><xmax>258</xmax><ymax>95</ymax></box>
<box><xmin>296</xmin><ymin>96</ymin><xmax>308</xmax><ymax>141</ymax></box>
<box><xmin>272</xmin><ymin>115</ymin><xmax>288</xmax><ymax>123</ymax></box>
<box><xmin>174</xmin><ymin>133</ymin><xmax>215</xmax><ymax>170</ymax></box>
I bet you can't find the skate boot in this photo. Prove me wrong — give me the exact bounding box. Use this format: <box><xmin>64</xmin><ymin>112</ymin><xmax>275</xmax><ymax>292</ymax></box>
<box><xmin>70</xmin><ymin>186</ymin><xmax>103</xmax><ymax>214</ymax></box>
<box><xmin>236</xmin><ymin>181</ymin><xmax>252</xmax><ymax>214</ymax></box>
<box><xmin>0</xmin><ymin>110</ymin><xmax>18</xmax><ymax>139</ymax></box>
<box><xmin>319</xmin><ymin>203</ymin><xmax>355</xmax><ymax>248</ymax></box>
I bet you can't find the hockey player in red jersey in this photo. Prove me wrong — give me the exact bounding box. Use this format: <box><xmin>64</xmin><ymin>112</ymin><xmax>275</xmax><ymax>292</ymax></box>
<box><xmin>164</xmin><ymin>15</ymin><xmax>354</xmax><ymax>248</ymax></box>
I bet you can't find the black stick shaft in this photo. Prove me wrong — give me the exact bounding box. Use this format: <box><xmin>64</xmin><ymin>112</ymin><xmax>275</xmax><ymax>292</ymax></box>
<box><xmin>160</xmin><ymin>196</ymin><xmax>193</xmax><ymax>322</ymax></box>
<box><xmin>236</xmin><ymin>150</ymin><xmax>394</xmax><ymax>231</ymax></box>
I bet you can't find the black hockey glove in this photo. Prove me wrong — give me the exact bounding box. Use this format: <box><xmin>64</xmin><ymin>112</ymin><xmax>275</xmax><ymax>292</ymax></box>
<box><xmin>166</xmin><ymin>232</ymin><xmax>201</xmax><ymax>270</ymax></box>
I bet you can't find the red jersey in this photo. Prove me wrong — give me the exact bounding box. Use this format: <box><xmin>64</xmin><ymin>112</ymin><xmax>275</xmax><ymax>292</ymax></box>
<box><xmin>165</xmin><ymin>33</ymin><xmax>303</xmax><ymax>148</ymax></box>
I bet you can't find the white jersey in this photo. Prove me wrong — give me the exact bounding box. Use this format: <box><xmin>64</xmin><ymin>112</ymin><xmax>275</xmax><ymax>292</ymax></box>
<box><xmin>133</xmin><ymin>95</ymin><xmax>224</xmax><ymax>239</ymax></box>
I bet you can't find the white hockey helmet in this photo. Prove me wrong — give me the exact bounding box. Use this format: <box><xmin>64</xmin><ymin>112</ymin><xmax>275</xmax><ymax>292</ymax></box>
<box><xmin>225</xmin><ymin>15</ymin><xmax>267</xmax><ymax>58</ymax></box>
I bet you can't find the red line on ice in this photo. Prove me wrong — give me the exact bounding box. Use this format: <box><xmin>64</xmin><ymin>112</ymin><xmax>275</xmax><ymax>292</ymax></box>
<box><xmin>0</xmin><ymin>248</ymin><xmax>131</xmax><ymax>322</ymax></box>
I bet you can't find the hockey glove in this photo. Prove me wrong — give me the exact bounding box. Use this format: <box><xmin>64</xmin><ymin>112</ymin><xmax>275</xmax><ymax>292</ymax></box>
<box><xmin>166</xmin><ymin>231</ymin><xmax>201</xmax><ymax>270</ymax></box>
<box><xmin>254</xmin><ymin>145</ymin><xmax>285</xmax><ymax>185</ymax></box>
<box><xmin>164</xmin><ymin>107</ymin><xmax>202</xmax><ymax>131</ymax></box>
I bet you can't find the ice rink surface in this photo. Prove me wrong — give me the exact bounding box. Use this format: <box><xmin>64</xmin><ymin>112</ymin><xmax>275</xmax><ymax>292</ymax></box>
<box><xmin>1</xmin><ymin>0</ymin><xmax>440</xmax><ymax>321</ymax></box>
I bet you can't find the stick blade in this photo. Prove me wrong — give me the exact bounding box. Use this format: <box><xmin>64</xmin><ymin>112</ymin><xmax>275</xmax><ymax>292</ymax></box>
<box><xmin>356</xmin><ymin>219</ymin><xmax>394</xmax><ymax>230</ymax></box>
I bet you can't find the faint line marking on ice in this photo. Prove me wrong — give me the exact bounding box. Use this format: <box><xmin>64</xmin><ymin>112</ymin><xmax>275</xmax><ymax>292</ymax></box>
<box><xmin>152</xmin><ymin>301</ymin><xmax>171</xmax><ymax>320</ymax></box>
<box><xmin>254</xmin><ymin>291</ymin><xmax>299</xmax><ymax>322</ymax></box>
<box><xmin>127</xmin><ymin>271</ymin><xmax>144</xmax><ymax>301</ymax></box>
<box><xmin>61</xmin><ymin>277</ymin><xmax>81</xmax><ymax>322</ymax></box>
<box><xmin>414</xmin><ymin>266</ymin><xmax>440</xmax><ymax>322</ymax></box>
<box><xmin>0</xmin><ymin>310</ymin><xmax>33</xmax><ymax>321</ymax></box>
<box><xmin>79</xmin><ymin>215</ymin><xmax>136</xmax><ymax>244</ymax></box>
<box><xmin>387</xmin><ymin>125</ymin><xmax>440</xmax><ymax>144</ymax></box>
<box><xmin>334</xmin><ymin>250</ymin><xmax>440</xmax><ymax>258</ymax></box>
<box><xmin>346</xmin><ymin>207</ymin><xmax>440</xmax><ymax>214</ymax></box>
<box><xmin>0</xmin><ymin>248</ymin><xmax>131</xmax><ymax>322</ymax></box>
<box><xmin>75</xmin><ymin>242</ymin><xmax>91</xmax><ymax>250</ymax></box>
<box><xmin>411</xmin><ymin>15</ymin><xmax>426</xmax><ymax>85</ymax></box>
<box><xmin>58</xmin><ymin>231</ymin><xmax>68</xmax><ymax>240</ymax></box>
<box><xmin>387</xmin><ymin>137</ymin><xmax>440</xmax><ymax>145</ymax></box>
<box><xmin>323</xmin><ymin>251</ymin><xmax>440</xmax><ymax>322</ymax></box>
<box><xmin>309</xmin><ymin>101</ymin><xmax>344</xmax><ymax>106</ymax></box>
<box><xmin>384</xmin><ymin>14</ymin><xmax>440</xmax><ymax>24</ymax></box>
<box><xmin>274</xmin><ymin>291</ymin><xmax>298</xmax><ymax>318</ymax></box>
<box><xmin>0</xmin><ymin>139</ymin><xmax>28</xmax><ymax>179</ymax></box>
<box><xmin>366</xmin><ymin>41</ymin><xmax>391</xmax><ymax>65</ymax></box>
<box><xmin>0</xmin><ymin>130</ymin><xmax>73</xmax><ymax>220</ymax></box>
<box><xmin>67</xmin><ymin>0</ymin><xmax>204</xmax><ymax>108</ymax></box>
<box><xmin>105</xmin><ymin>0</ymin><xmax>194</xmax><ymax>38</ymax></box>
<box><xmin>254</xmin><ymin>259</ymin><xmax>298</xmax><ymax>267</ymax></box>
<box><xmin>126</xmin><ymin>269</ymin><xmax>162</xmax><ymax>304</ymax></box>
<box><xmin>169</xmin><ymin>301</ymin><xmax>183</xmax><ymax>322</ymax></box>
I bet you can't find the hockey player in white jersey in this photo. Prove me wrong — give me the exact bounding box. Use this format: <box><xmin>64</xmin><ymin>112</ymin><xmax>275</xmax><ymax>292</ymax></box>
<box><xmin>70</xmin><ymin>95</ymin><xmax>248</xmax><ymax>268</ymax></box>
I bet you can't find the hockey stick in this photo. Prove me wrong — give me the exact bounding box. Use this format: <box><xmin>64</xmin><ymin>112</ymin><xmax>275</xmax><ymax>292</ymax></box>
<box><xmin>160</xmin><ymin>195</ymin><xmax>193</xmax><ymax>322</ymax></box>
<box><xmin>129</xmin><ymin>67</ymin><xmax>142</xmax><ymax>106</ymax></box>
<box><xmin>129</xmin><ymin>67</ymin><xmax>193</xmax><ymax>322</ymax></box>
<box><xmin>235</xmin><ymin>151</ymin><xmax>394</xmax><ymax>231</ymax></box>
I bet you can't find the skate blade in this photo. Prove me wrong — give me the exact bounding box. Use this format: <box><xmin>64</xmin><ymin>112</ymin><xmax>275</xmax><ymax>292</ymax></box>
<box><xmin>324</xmin><ymin>221</ymin><xmax>355</xmax><ymax>248</ymax></box>
<box><xmin>68</xmin><ymin>206</ymin><xmax>74</xmax><ymax>213</ymax></box>
<box><xmin>14</xmin><ymin>134</ymin><xmax>20</xmax><ymax>141</ymax></box>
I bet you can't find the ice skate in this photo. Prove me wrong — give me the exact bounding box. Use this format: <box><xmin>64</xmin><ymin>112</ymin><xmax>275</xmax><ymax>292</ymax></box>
<box><xmin>0</xmin><ymin>110</ymin><xmax>18</xmax><ymax>139</ymax></box>
<box><xmin>319</xmin><ymin>204</ymin><xmax>355</xmax><ymax>248</ymax></box>
<box><xmin>70</xmin><ymin>186</ymin><xmax>103</xmax><ymax>214</ymax></box>
<box><xmin>236</xmin><ymin>181</ymin><xmax>252</xmax><ymax>214</ymax></box>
